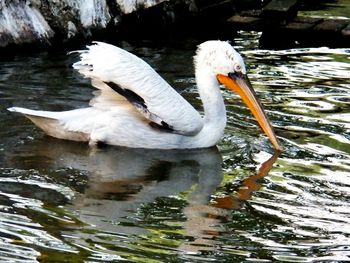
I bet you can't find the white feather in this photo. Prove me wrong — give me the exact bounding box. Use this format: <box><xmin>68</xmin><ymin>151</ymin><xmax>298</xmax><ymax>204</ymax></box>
<box><xmin>8</xmin><ymin>41</ymin><xmax>251</xmax><ymax>149</ymax></box>
<box><xmin>73</xmin><ymin>41</ymin><xmax>204</xmax><ymax>135</ymax></box>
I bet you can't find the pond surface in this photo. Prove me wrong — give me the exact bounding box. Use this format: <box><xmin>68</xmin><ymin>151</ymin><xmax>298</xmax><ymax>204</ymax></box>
<box><xmin>300</xmin><ymin>0</ymin><xmax>350</xmax><ymax>20</ymax></box>
<box><xmin>0</xmin><ymin>32</ymin><xmax>350</xmax><ymax>262</ymax></box>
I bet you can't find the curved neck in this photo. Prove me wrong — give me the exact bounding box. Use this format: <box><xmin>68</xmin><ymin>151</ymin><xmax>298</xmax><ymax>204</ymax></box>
<box><xmin>193</xmin><ymin>68</ymin><xmax>227</xmax><ymax>147</ymax></box>
<box><xmin>196</xmin><ymin>68</ymin><xmax>226</xmax><ymax>124</ymax></box>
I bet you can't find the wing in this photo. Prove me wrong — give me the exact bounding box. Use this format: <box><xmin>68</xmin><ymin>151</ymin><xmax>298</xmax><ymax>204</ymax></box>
<box><xmin>72</xmin><ymin>42</ymin><xmax>204</xmax><ymax>136</ymax></box>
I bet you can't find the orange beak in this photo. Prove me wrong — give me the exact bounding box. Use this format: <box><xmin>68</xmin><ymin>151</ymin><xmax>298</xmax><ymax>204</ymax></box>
<box><xmin>217</xmin><ymin>73</ymin><xmax>283</xmax><ymax>152</ymax></box>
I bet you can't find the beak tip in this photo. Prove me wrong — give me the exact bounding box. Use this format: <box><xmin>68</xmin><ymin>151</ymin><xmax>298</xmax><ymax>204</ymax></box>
<box><xmin>274</xmin><ymin>144</ymin><xmax>283</xmax><ymax>153</ymax></box>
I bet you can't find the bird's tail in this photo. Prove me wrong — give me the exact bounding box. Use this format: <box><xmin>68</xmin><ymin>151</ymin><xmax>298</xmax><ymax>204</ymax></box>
<box><xmin>8</xmin><ymin>107</ymin><xmax>89</xmax><ymax>142</ymax></box>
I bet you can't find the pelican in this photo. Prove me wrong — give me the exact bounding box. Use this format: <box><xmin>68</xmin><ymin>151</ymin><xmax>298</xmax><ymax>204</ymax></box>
<box><xmin>8</xmin><ymin>41</ymin><xmax>282</xmax><ymax>151</ymax></box>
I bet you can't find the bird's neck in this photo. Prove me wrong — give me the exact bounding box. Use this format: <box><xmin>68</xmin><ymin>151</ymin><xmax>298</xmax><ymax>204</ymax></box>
<box><xmin>196</xmin><ymin>68</ymin><xmax>227</xmax><ymax>137</ymax></box>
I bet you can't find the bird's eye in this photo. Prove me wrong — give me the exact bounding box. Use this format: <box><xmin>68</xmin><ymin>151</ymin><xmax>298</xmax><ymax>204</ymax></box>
<box><xmin>234</xmin><ymin>64</ymin><xmax>242</xmax><ymax>72</ymax></box>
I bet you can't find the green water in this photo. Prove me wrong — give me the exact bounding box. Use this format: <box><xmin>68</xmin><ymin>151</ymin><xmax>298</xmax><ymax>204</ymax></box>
<box><xmin>300</xmin><ymin>0</ymin><xmax>350</xmax><ymax>19</ymax></box>
<box><xmin>0</xmin><ymin>32</ymin><xmax>349</xmax><ymax>262</ymax></box>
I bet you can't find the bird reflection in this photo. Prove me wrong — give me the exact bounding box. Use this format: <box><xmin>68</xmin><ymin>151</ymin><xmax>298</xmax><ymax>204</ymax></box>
<box><xmin>181</xmin><ymin>151</ymin><xmax>279</xmax><ymax>254</ymax></box>
<box><xmin>8</xmin><ymin>137</ymin><xmax>279</xmax><ymax>256</ymax></box>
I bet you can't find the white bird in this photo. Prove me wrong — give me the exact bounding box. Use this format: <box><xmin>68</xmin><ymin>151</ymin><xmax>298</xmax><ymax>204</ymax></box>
<box><xmin>8</xmin><ymin>41</ymin><xmax>282</xmax><ymax>151</ymax></box>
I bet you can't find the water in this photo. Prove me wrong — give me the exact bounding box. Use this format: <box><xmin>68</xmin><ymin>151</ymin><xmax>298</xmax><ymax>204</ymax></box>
<box><xmin>300</xmin><ymin>0</ymin><xmax>350</xmax><ymax>20</ymax></box>
<box><xmin>0</xmin><ymin>32</ymin><xmax>350</xmax><ymax>262</ymax></box>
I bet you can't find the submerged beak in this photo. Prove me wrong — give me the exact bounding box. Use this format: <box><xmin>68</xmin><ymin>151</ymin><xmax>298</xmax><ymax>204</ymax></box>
<box><xmin>217</xmin><ymin>73</ymin><xmax>283</xmax><ymax>152</ymax></box>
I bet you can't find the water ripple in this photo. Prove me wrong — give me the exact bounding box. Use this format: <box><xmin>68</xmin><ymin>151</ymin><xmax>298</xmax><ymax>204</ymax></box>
<box><xmin>0</xmin><ymin>33</ymin><xmax>350</xmax><ymax>262</ymax></box>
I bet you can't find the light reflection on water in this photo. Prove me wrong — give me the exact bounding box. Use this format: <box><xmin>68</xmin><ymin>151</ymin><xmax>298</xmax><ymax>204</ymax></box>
<box><xmin>0</xmin><ymin>31</ymin><xmax>350</xmax><ymax>262</ymax></box>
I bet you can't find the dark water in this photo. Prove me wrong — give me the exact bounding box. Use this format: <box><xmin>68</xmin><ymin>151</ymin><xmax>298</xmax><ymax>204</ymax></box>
<box><xmin>0</xmin><ymin>32</ymin><xmax>350</xmax><ymax>262</ymax></box>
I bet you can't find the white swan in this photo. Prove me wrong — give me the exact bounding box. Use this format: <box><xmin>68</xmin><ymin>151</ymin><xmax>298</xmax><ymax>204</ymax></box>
<box><xmin>8</xmin><ymin>41</ymin><xmax>282</xmax><ymax>151</ymax></box>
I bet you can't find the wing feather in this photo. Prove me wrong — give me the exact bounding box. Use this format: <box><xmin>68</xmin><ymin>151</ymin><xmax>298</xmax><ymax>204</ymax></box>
<box><xmin>72</xmin><ymin>42</ymin><xmax>204</xmax><ymax>136</ymax></box>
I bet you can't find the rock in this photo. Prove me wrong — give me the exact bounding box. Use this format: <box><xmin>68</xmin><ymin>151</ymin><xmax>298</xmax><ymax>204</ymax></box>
<box><xmin>262</xmin><ymin>0</ymin><xmax>299</xmax><ymax>22</ymax></box>
<box><xmin>194</xmin><ymin>0</ymin><xmax>234</xmax><ymax>19</ymax></box>
<box><xmin>0</xmin><ymin>0</ymin><xmax>54</xmax><ymax>47</ymax></box>
<box><xmin>313</xmin><ymin>19</ymin><xmax>349</xmax><ymax>33</ymax></box>
<box><xmin>0</xmin><ymin>0</ymin><xmax>175</xmax><ymax>49</ymax></box>
<box><xmin>116</xmin><ymin>0</ymin><xmax>167</xmax><ymax>14</ymax></box>
<box><xmin>284</xmin><ymin>17</ymin><xmax>323</xmax><ymax>31</ymax></box>
<box><xmin>227</xmin><ymin>15</ymin><xmax>263</xmax><ymax>31</ymax></box>
<box><xmin>34</xmin><ymin>0</ymin><xmax>112</xmax><ymax>38</ymax></box>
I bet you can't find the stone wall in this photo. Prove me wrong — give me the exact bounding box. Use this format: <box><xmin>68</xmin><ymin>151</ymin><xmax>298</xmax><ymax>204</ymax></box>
<box><xmin>1</xmin><ymin>0</ymin><xmax>347</xmax><ymax>49</ymax></box>
<box><xmin>0</xmin><ymin>0</ymin><xmax>235</xmax><ymax>48</ymax></box>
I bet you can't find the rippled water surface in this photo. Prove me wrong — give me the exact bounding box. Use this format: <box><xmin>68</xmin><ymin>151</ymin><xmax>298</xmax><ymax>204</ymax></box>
<box><xmin>1</xmin><ymin>32</ymin><xmax>350</xmax><ymax>262</ymax></box>
<box><xmin>300</xmin><ymin>0</ymin><xmax>350</xmax><ymax>20</ymax></box>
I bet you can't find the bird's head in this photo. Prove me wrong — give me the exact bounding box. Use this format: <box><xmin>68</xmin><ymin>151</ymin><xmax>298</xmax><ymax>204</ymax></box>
<box><xmin>195</xmin><ymin>40</ymin><xmax>282</xmax><ymax>152</ymax></box>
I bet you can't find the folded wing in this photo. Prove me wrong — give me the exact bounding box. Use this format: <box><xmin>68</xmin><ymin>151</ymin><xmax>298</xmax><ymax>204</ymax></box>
<box><xmin>73</xmin><ymin>42</ymin><xmax>204</xmax><ymax>135</ymax></box>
